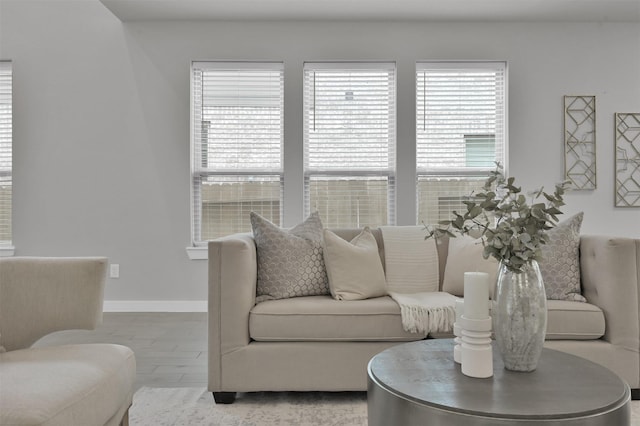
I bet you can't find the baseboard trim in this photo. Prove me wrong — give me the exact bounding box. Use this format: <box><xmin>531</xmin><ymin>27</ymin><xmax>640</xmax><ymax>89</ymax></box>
<box><xmin>103</xmin><ymin>300</ymin><xmax>207</xmax><ymax>312</ymax></box>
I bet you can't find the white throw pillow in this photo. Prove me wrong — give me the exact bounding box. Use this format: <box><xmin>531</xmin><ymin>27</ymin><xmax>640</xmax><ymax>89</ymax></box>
<box><xmin>323</xmin><ymin>227</ymin><xmax>387</xmax><ymax>301</ymax></box>
<box><xmin>443</xmin><ymin>235</ymin><xmax>499</xmax><ymax>299</ymax></box>
<box><xmin>380</xmin><ymin>226</ymin><xmax>439</xmax><ymax>293</ymax></box>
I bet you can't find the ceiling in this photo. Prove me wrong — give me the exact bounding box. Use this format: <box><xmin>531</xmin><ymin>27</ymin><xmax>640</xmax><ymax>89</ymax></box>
<box><xmin>99</xmin><ymin>0</ymin><xmax>640</xmax><ymax>22</ymax></box>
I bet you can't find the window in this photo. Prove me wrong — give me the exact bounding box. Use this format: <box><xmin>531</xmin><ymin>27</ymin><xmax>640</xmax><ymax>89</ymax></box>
<box><xmin>190</xmin><ymin>62</ymin><xmax>284</xmax><ymax>244</ymax></box>
<box><xmin>0</xmin><ymin>61</ymin><xmax>12</xmax><ymax>250</ymax></box>
<box><xmin>303</xmin><ymin>62</ymin><xmax>396</xmax><ymax>228</ymax></box>
<box><xmin>465</xmin><ymin>134</ymin><xmax>496</xmax><ymax>168</ymax></box>
<box><xmin>416</xmin><ymin>61</ymin><xmax>507</xmax><ymax>224</ymax></box>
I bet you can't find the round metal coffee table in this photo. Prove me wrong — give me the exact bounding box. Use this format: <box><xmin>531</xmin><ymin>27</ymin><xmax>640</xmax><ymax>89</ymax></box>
<box><xmin>367</xmin><ymin>339</ymin><xmax>630</xmax><ymax>425</ymax></box>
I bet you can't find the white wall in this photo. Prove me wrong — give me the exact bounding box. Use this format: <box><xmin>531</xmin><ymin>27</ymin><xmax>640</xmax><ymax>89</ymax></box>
<box><xmin>1</xmin><ymin>0</ymin><xmax>638</xmax><ymax>305</ymax></box>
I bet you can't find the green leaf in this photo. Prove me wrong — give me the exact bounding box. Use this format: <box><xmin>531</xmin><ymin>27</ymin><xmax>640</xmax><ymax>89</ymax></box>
<box><xmin>469</xmin><ymin>205</ymin><xmax>483</xmax><ymax>218</ymax></box>
<box><xmin>545</xmin><ymin>207</ymin><xmax>562</xmax><ymax>215</ymax></box>
<box><xmin>531</xmin><ymin>203</ymin><xmax>546</xmax><ymax>210</ymax></box>
<box><xmin>519</xmin><ymin>233</ymin><xmax>531</xmax><ymax>243</ymax></box>
<box><xmin>453</xmin><ymin>215</ymin><xmax>465</xmax><ymax>229</ymax></box>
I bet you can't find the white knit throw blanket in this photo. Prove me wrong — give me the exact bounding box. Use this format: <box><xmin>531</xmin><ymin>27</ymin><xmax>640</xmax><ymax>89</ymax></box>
<box><xmin>380</xmin><ymin>226</ymin><xmax>452</xmax><ymax>334</ymax></box>
<box><xmin>389</xmin><ymin>291</ymin><xmax>458</xmax><ymax>334</ymax></box>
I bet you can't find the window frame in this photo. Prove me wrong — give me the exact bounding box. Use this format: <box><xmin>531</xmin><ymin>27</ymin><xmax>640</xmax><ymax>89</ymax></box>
<box><xmin>189</xmin><ymin>61</ymin><xmax>284</xmax><ymax>249</ymax></box>
<box><xmin>415</xmin><ymin>61</ymin><xmax>508</xmax><ymax>225</ymax></box>
<box><xmin>0</xmin><ymin>60</ymin><xmax>13</xmax><ymax>256</ymax></box>
<box><xmin>302</xmin><ymin>61</ymin><xmax>397</xmax><ymax>228</ymax></box>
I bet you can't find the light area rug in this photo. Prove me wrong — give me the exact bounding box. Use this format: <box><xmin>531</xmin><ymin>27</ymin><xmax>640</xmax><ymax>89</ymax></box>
<box><xmin>129</xmin><ymin>387</ymin><xmax>367</xmax><ymax>426</ymax></box>
<box><xmin>130</xmin><ymin>387</ymin><xmax>640</xmax><ymax>426</ymax></box>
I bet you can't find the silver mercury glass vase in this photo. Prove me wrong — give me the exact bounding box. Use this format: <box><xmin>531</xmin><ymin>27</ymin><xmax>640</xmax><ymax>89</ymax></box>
<box><xmin>492</xmin><ymin>259</ymin><xmax>547</xmax><ymax>372</ymax></box>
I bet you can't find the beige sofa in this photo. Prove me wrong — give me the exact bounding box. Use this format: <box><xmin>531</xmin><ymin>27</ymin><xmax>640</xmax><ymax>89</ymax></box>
<box><xmin>208</xmin><ymin>229</ymin><xmax>640</xmax><ymax>403</ymax></box>
<box><xmin>0</xmin><ymin>257</ymin><xmax>136</xmax><ymax>426</ymax></box>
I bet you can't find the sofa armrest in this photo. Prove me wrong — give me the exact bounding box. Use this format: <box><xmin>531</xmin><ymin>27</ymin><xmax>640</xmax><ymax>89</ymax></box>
<box><xmin>580</xmin><ymin>235</ymin><xmax>640</xmax><ymax>352</ymax></box>
<box><xmin>208</xmin><ymin>233</ymin><xmax>257</xmax><ymax>390</ymax></box>
<box><xmin>0</xmin><ymin>257</ymin><xmax>107</xmax><ymax>351</ymax></box>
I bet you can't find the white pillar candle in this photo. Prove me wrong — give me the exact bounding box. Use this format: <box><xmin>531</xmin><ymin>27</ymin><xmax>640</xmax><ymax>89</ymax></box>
<box><xmin>463</xmin><ymin>272</ymin><xmax>490</xmax><ymax>320</ymax></box>
<box><xmin>453</xmin><ymin>298</ymin><xmax>464</xmax><ymax>363</ymax></box>
<box><xmin>455</xmin><ymin>298</ymin><xmax>464</xmax><ymax>323</ymax></box>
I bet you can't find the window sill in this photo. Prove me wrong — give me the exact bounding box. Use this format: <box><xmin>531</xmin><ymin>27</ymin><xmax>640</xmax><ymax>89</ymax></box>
<box><xmin>186</xmin><ymin>246</ymin><xmax>208</xmax><ymax>260</ymax></box>
<box><xmin>0</xmin><ymin>246</ymin><xmax>15</xmax><ymax>257</ymax></box>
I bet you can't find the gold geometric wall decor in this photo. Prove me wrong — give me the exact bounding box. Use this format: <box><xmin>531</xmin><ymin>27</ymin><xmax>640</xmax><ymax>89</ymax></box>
<box><xmin>615</xmin><ymin>113</ymin><xmax>640</xmax><ymax>207</ymax></box>
<box><xmin>564</xmin><ymin>96</ymin><xmax>597</xmax><ymax>190</ymax></box>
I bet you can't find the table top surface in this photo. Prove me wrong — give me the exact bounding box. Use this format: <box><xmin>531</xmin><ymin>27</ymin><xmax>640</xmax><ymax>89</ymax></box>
<box><xmin>368</xmin><ymin>339</ymin><xmax>630</xmax><ymax>420</ymax></box>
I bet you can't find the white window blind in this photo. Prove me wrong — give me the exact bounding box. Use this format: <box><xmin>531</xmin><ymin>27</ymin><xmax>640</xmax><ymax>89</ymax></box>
<box><xmin>303</xmin><ymin>62</ymin><xmax>396</xmax><ymax>228</ymax></box>
<box><xmin>416</xmin><ymin>61</ymin><xmax>507</xmax><ymax>224</ymax></box>
<box><xmin>0</xmin><ymin>61</ymin><xmax>12</xmax><ymax>247</ymax></box>
<box><xmin>191</xmin><ymin>62</ymin><xmax>283</xmax><ymax>244</ymax></box>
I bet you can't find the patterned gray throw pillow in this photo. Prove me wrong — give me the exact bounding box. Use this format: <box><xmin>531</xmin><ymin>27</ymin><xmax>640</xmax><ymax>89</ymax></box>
<box><xmin>251</xmin><ymin>211</ymin><xmax>329</xmax><ymax>302</ymax></box>
<box><xmin>540</xmin><ymin>212</ymin><xmax>586</xmax><ymax>302</ymax></box>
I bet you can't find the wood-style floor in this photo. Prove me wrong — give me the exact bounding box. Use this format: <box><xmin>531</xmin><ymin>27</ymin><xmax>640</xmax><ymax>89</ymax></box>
<box><xmin>35</xmin><ymin>312</ymin><xmax>208</xmax><ymax>391</ymax></box>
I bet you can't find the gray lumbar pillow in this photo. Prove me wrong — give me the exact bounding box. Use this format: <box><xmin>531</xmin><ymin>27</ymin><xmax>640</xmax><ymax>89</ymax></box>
<box><xmin>251</xmin><ymin>211</ymin><xmax>329</xmax><ymax>302</ymax></box>
<box><xmin>540</xmin><ymin>212</ymin><xmax>586</xmax><ymax>302</ymax></box>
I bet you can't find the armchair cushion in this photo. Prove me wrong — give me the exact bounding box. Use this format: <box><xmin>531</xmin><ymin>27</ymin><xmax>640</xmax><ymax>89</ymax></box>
<box><xmin>0</xmin><ymin>343</ymin><xmax>136</xmax><ymax>426</ymax></box>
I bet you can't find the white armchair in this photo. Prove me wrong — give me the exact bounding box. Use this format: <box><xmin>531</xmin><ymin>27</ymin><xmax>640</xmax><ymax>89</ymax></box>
<box><xmin>0</xmin><ymin>257</ymin><xmax>136</xmax><ymax>426</ymax></box>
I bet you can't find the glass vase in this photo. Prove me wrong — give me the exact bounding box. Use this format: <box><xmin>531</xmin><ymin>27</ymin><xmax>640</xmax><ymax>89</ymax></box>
<box><xmin>492</xmin><ymin>259</ymin><xmax>547</xmax><ymax>372</ymax></box>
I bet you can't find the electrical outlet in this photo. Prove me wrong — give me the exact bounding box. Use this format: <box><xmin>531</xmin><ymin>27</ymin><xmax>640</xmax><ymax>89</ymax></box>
<box><xmin>110</xmin><ymin>263</ymin><xmax>120</xmax><ymax>279</ymax></box>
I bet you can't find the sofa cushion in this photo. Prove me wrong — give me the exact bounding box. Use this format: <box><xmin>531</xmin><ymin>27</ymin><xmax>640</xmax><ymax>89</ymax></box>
<box><xmin>540</xmin><ymin>212</ymin><xmax>586</xmax><ymax>302</ymax></box>
<box><xmin>250</xmin><ymin>295</ymin><xmax>425</xmax><ymax>342</ymax></box>
<box><xmin>251</xmin><ymin>211</ymin><xmax>329</xmax><ymax>302</ymax></box>
<box><xmin>323</xmin><ymin>228</ymin><xmax>387</xmax><ymax>301</ymax></box>
<box><xmin>545</xmin><ymin>300</ymin><xmax>605</xmax><ymax>340</ymax></box>
<box><xmin>0</xmin><ymin>343</ymin><xmax>135</xmax><ymax>426</ymax></box>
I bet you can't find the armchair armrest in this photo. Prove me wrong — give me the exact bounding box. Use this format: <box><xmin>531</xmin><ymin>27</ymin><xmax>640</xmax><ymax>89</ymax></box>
<box><xmin>580</xmin><ymin>236</ymin><xmax>640</xmax><ymax>352</ymax></box>
<box><xmin>0</xmin><ymin>257</ymin><xmax>108</xmax><ymax>352</ymax></box>
<box><xmin>208</xmin><ymin>233</ymin><xmax>257</xmax><ymax>390</ymax></box>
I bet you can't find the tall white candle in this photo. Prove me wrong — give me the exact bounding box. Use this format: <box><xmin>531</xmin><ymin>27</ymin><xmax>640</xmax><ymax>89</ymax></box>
<box><xmin>463</xmin><ymin>272</ymin><xmax>490</xmax><ymax>319</ymax></box>
<box><xmin>455</xmin><ymin>298</ymin><xmax>464</xmax><ymax>323</ymax></box>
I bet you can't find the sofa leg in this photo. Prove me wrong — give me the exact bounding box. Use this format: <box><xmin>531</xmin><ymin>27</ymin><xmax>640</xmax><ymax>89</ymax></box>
<box><xmin>632</xmin><ymin>388</ymin><xmax>640</xmax><ymax>401</ymax></box>
<box><xmin>213</xmin><ymin>392</ymin><xmax>237</xmax><ymax>404</ymax></box>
